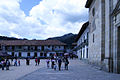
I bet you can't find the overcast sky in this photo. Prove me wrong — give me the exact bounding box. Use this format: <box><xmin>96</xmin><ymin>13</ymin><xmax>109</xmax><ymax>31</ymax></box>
<box><xmin>0</xmin><ymin>0</ymin><xmax>88</xmax><ymax>40</ymax></box>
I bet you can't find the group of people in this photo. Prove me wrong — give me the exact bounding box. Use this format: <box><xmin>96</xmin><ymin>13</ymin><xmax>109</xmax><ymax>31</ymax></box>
<box><xmin>0</xmin><ymin>56</ymin><xmax>69</xmax><ymax>71</ymax></box>
<box><xmin>13</xmin><ymin>59</ymin><xmax>21</xmax><ymax>66</ymax></box>
<box><xmin>0</xmin><ymin>58</ymin><xmax>21</xmax><ymax>70</ymax></box>
<box><xmin>35</xmin><ymin>58</ymin><xmax>40</xmax><ymax>66</ymax></box>
<box><xmin>0</xmin><ymin>59</ymin><xmax>10</xmax><ymax>70</ymax></box>
<box><xmin>46</xmin><ymin>57</ymin><xmax>69</xmax><ymax>71</ymax></box>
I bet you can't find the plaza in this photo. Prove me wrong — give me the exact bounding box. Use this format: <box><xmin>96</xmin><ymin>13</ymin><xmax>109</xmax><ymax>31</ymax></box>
<box><xmin>0</xmin><ymin>59</ymin><xmax>120</xmax><ymax>80</ymax></box>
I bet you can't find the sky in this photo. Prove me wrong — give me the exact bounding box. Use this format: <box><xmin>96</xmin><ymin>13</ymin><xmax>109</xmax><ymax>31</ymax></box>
<box><xmin>0</xmin><ymin>0</ymin><xmax>88</xmax><ymax>40</ymax></box>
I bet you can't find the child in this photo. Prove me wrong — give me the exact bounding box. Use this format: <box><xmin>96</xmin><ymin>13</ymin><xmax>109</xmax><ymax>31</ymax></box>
<box><xmin>54</xmin><ymin>62</ymin><xmax>57</xmax><ymax>70</ymax></box>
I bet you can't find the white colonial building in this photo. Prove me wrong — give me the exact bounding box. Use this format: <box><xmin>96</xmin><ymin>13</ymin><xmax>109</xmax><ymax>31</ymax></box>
<box><xmin>76</xmin><ymin>22</ymin><xmax>89</xmax><ymax>60</ymax></box>
<box><xmin>0</xmin><ymin>40</ymin><xmax>66</xmax><ymax>58</ymax></box>
<box><xmin>85</xmin><ymin>0</ymin><xmax>120</xmax><ymax>73</ymax></box>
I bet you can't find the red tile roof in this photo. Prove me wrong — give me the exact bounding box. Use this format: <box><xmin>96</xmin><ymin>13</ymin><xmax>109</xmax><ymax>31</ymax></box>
<box><xmin>0</xmin><ymin>40</ymin><xmax>66</xmax><ymax>46</ymax></box>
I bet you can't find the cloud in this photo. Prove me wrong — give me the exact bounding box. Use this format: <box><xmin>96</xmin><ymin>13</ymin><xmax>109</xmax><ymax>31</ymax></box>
<box><xmin>0</xmin><ymin>0</ymin><xmax>88</xmax><ymax>39</ymax></box>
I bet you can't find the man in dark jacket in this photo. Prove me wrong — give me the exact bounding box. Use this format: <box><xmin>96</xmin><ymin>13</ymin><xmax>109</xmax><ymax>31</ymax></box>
<box><xmin>65</xmin><ymin>58</ymin><xmax>69</xmax><ymax>70</ymax></box>
<box><xmin>58</xmin><ymin>58</ymin><xmax>62</xmax><ymax>71</ymax></box>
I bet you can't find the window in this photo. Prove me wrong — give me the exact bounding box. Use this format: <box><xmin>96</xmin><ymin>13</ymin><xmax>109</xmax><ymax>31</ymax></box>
<box><xmin>92</xmin><ymin>8</ymin><xmax>95</xmax><ymax>16</ymax></box>
<box><xmin>93</xmin><ymin>34</ymin><xmax>94</xmax><ymax>43</ymax></box>
<box><xmin>42</xmin><ymin>46</ymin><xmax>44</xmax><ymax>51</ymax></box>
<box><xmin>30</xmin><ymin>46</ymin><xmax>35</xmax><ymax>50</ymax></box>
<box><xmin>23</xmin><ymin>46</ymin><xmax>28</xmax><ymax>50</ymax></box>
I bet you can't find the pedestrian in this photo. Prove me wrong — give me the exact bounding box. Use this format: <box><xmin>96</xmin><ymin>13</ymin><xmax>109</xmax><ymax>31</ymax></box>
<box><xmin>26</xmin><ymin>58</ymin><xmax>28</xmax><ymax>65</ymax></box>
<box><xmin>11</xmin><ymin>58</ymin><xmax>13</xmax><ymax>66</ymax></box>
<box><xmin>58</xmin><ymin>58</ymin><xmax>62</xmax><ymax>71</ymax></box>
<box><xmin>18</xmin><ymin>59</ymin><xmax>20</xmax><ymax>66</ymax></box>
<box><xmin>26</xmin><ymin>58</ymin><xmax>30</xmax><ymax>65</ymax></box>
<box><xmin>14</xmin><ymin>59</ymin><xmax>17</xmax><ymax>66</ymax></box>
<box><xmin>65</xmin><ymin>58</ymin><xmax>69</xmax><ymax>70</ymax></box>
<box><xmin>54</xmin><ymin>62</ymin><xmax>57</xmax><ymax>70</ymax></box>
<box><xmin>6</xmin><ymin>59</ymin><xmax>10</xmax><ymax>70</ymax></box>
<box><xmin>37</xmin><ymin>58</ymin><xmax>40</xmax><ymax>65</ymax></box>
<box><xmin>1</xmin><ymin>60</ymin><xmax>5</xmax><ymax>70</ymax></box>
<box><xmin>46</xmin><ymin>59</ymin><xmax>50</xmax><ymax>68</ymax></box>
<box><xmin>51</xmin><ymin>59</ymin><xmax>55</xmax><ymax>69</ymax></box>
<box><xmin>35</xmin><ymin>58</ymin><xmax>38</xmax><ymax>66</ymax></box>
<box><xmin>28</xmin><ymin>58</ymin><xmax>30</xmax><ymax>65</ymax></box>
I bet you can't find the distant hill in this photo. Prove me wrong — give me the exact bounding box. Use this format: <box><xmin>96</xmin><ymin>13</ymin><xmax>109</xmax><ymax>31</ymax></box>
<box><xmin>0</xmin><ymin>36</ymin><xmax>27</xmax><ymax>40</ymax></box>
<box><xmin>0</xmin><ymin>33</ymin><xmax>77</xmax><ymax>47</ymax></box>
<box><xmin>47</xmin><ymin>33</ymin><xmax>77</xmax><ymax>46</ymax></box>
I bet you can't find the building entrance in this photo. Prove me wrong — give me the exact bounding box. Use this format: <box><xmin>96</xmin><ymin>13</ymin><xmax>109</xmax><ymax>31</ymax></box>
<box><xmin>117</xmin><ymin>27</ymin><xmax>120</xmax><ymax>73</ymax></box>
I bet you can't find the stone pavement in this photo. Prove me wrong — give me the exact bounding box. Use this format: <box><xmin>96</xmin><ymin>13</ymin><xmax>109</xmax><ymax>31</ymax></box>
<box><xmin>17</xmin><ymin>60</ymin><xmax>120</xmax><ymax>80</ymax></box>
<box><xmin>0</xmin><ymin>59</ymin><xmax>45</xmax><ymax>80</ymax></box>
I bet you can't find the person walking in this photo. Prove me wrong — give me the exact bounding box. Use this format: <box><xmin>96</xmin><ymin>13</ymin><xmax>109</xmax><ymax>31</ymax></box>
<box><xmin>37</xmin><ymin>58</ymin><xmax>40</xmax><ymax>65</ymax></box>
<box><xmin>26</xmin><ymin>58</ymin><xmax>28</xmax><ymax>65</ymax></box>
<box><xmin>11</xmin><ymin>58</ymin><xmax>13</xmax><ymax>66</ymax></box>
<box><xmin>51</xmin><ymin>59</ymin><xmax>55</xmax><ymax>69</ymax></box>
<box><xmin>1</xmin><ymin>60</ymin><xmax>5</xmax><ymax>70</ymax></box>
<box><xmin>54</xmin><ymin>62</ymin><xmax>57</xmax><ymax>70</ymax></box>
<box><xmin>6</xmin><ymin>59</ymin><xmax>10</xmax><ymax>70</ymax></box>
<box><xmin>14</xmin><ymin>59</ymin><xmax>17</xmax><ymax>66</ymax></box>
<box><xmin>46</xmin><ymin>59</ymin><xmax>50</xmax><ymax>68</ymax></box>
<box><xmin>35</xmin><ymin>58</ymin><xmax>38</xmax><ymax>66</ymax></box>
<box><xmin>18</xmin><ymin>59</ymin><xmax>20</xmax><ymax>66</ymax></box>
<box><xmin>58</xmin><ymin>58</ymin><xmax>62</xmax><ymax>71</ymax></box>
<box><xmin>65</xmin><ymin>58</ymin><xmax>69</xmax><ymax>70</ymax></box>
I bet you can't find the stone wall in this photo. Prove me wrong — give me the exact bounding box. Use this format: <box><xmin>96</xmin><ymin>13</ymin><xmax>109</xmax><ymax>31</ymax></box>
<box><xmin>88</xmin><ymin>0</ymin><xmax>103</xmax><ymax>66</ymax></box>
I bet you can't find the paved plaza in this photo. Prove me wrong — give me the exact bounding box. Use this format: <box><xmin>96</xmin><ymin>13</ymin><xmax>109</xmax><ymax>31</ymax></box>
<box><xmin>0</xmin><ymin>59</ymin><xmax>120</xmax><ymax>80</ymax></box>
<box><xmin>0</xmin><ymin>59</ymin><xmax>45</xmax><ymax>80</ymax></box>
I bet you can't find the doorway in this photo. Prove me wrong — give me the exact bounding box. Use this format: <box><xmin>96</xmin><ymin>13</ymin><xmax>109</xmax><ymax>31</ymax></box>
<box><xmin>117</xmin><ymin>27</ymin><xmax>120</xmax><ymax>73</ymax></box>
<box><xmin>34</xmin><ymin>52</ymin><xmax>37</xmax><ymax>57</ymax></box>
<box><xmin>19</xmin><ymin>52</ymin><xmax>21</xmax><ymax>57</ymax></box>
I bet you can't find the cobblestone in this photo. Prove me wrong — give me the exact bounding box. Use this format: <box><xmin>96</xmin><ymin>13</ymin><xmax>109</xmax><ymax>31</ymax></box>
<box><xmin>18</xmin><ymin>59</ymin><xmax>120</xmax><ymax>80</ymax></box>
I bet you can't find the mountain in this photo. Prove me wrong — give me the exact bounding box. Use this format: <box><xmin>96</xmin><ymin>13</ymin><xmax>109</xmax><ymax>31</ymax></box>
<box><xmin>0</xmin><ymin>33</ymin><xmax>77</xmax><ymax>46</ymax></box>
<box><xmin>47</xmin><ymin>33</ymin><xmax>77</xmax><ymax>46</ymax></box>
<box><xmin>0</xmin><ymin>36</ymin><xmax>27</xmax><ymax>40</ymax></box>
